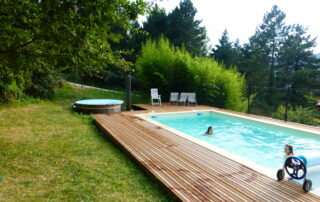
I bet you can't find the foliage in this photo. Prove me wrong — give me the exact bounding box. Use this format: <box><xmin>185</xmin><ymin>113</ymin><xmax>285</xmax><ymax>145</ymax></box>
<box><xmin>211</xmin><ymin>30</ymin><xmax>241</xmax><ymax>68</ymax></box>
<box><xmin>24</xmin><ymin>69</ymin><xmax>60</xmax><ymax>99</ymax></box>
<box><xmin>142</xmin><ymin>0</ymin><xmax>208</xmax><ymax>56</ymax></box>
<box><xmin>166</xmin><ymin>0</ymin><xmax>208</xmax><ymax>56</ymax></box>
<box><xmin>303</xmin><ymin>92</ymin><xmax>320</xmax><ymax>107</ymax></box>
<box><xmin>136</xmin><ymin>37</ymin><xmax>247</xmax><ymax>111</ymax></box>
<box><xmin>143</xmin><ymin>5</ymin><xmax>169</xmax><ymax>40</ymax></box>
<box><xmin>243</xmin><ymin>5</ymin><xmax>319</xmax><ymax>88</ymax></box>
<box><xmin>272</xmin><ymin>105</ymin><xmax>320</xmax><ymax>126</ymax></box>
<box><xmin>245</xmin><ymin>5</ymin><xmax>287</xmax><ymax>88</ymax></box>
<box><xmin>0</xmin><ymin>0</ymin><xmax>146</xmax><ymax>103</ymax></box>
<box><xmin>271</xmin><ymin>92</ymin><xmax>320</xmax><ymax>126</ymax></box>
<box><xmin>235</xmin><ymin>5</ymin><xmax>320</xmax><ymax>114</ymax></box>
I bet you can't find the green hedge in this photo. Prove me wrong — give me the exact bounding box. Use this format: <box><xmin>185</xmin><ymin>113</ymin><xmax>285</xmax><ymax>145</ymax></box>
<box><xmin>136</xmin><ymin>37</ymin><xmax>247</xmax><ymax>111</ymax></box>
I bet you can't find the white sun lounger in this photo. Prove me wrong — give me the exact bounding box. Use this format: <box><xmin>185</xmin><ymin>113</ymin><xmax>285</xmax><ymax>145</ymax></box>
<box><xmin>178</xmin><ymin>92</ymin><xmax>188</xmax><ymax>105</ymax></box>
<box><xmin>187</xmin><ymin>93</ymin><xmax>197</xmax><ymax>106</ymax></box>
<box><xmin>169</xmin><ymin>92</ymin><xmax>179</xmax><ymax>105</ymax></box>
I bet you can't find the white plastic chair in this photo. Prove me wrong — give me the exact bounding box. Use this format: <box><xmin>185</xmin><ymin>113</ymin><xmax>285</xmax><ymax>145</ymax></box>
<box><xmin>169</xmin><ymin>92</ymin><xmax>179</xmax><ymax>105</ymax></box>
<box><xmin>150</xmin><ymin>88</ymin><xmax>161</xmax><ymax>105</ymax></box>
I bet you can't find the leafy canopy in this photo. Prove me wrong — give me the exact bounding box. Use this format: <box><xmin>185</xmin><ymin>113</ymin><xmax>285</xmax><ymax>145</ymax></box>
<box><xmin>0</xmin><ymin>0</ymin><xmax>146</xmax><ymax>103</ymax></box>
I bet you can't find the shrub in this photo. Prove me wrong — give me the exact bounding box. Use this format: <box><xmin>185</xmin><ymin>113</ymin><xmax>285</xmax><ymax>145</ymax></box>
<box><xmin>136</xmin><ymin>37</ymin><xmax>247</xmax><ymax>111</ymax></box>
<box><xmin>272</xmin><ymin>105</ymin><xmax>319</xmax><ymax>126</ymax></box>
<box><xmin>0</xmin><ymin>62</ymin><xmax>26</xmax><ymax>103</ymax></box>
<box><xmin>0</xmin><ymin>57</ymin><xmax>60</xmax><ymax>103</ymax></box>
<box><xmin>24</xmin><ymin>69</ymin><xmax>60</xmax><ymax>99</ymax></box>
<box><xmin>0</xmin><ymin>81</ymin><xmax>24</xmax><ymax>104</ymax></box>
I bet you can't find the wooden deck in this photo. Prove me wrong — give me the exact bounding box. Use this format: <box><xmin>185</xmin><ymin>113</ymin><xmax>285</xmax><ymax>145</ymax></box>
<box><xmin>94</xmin><ymin>103</ymin><xmax>320</xmax><ymax>201</ymax></box>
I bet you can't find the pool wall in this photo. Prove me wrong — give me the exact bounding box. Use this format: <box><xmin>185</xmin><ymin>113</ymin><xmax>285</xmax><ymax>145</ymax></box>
<box><xmin>73</xmin><ymin>99</ymin><xmax>124</xmax><ymax>114</ymax></box>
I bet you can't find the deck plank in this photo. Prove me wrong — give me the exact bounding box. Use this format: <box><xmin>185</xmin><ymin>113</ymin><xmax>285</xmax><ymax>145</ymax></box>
<box><xmin>94</xmin><ymin>104</ymin><xmax>320</xmax><ymax>201</ymax></box>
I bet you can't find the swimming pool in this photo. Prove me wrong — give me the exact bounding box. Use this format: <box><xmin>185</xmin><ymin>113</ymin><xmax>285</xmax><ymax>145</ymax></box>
<box><xmin>139</xmin><ymin>110</ymin><xmax>320</xmax><ymax>192</ymax></box>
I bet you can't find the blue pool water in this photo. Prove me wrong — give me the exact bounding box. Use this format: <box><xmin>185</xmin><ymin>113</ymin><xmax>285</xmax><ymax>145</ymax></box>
<box><xmin>147</xmin><ymin>111</ymin><xmax>320</xmax><ymax>170</ymax></box>
<box><xmin>75</xmin><ymin>99</ymin><xmax>123</xmax><ymax>105</ymax></box>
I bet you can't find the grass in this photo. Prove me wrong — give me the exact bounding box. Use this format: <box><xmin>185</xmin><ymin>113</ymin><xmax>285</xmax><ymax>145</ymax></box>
<box><xmin>0</xmin><ymin>83</ymin><xmax>173</xmax><ymax>201</ymax></box>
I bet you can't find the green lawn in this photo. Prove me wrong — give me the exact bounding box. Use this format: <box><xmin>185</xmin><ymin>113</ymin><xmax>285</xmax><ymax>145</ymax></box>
<box><xmin>0</xmin><ymin>84</ymin><xmax>173</xmax><ymax>201</ymax></box>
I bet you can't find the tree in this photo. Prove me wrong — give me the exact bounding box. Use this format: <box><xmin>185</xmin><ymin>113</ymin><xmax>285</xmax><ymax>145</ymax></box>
<box><xmin>0</xmin><ymin>0</ymin><xmax>146</xmax><ymax>103</ymax></box>
<box><xmin>277</xmin><ymin>24</ymin><xmax>319</xmax><ymax>87</ymax></box>
<box><xmin>141</xmin><ymin>0</ymin><xmax>208</xmax><ymax>56</ymax></box>
<box><xmin>211</xmin><ymin>30</ymin><xmax>241</xmax><ymax>68</ymax></box>
<box><xmin>238</xmin><ymin>44</ymin><xmax>270</xmax><ymax>87</ymax></box>
<box><xmin>248</xmin><ymin>5</ymin><xmax>287</xmax><ymax>89</ymax></box>
<box><xmin>241</xmin><ymin>5</ymin><xmax>320</xmax><ymax>113</ymax></box>
<box><xmin>166</xmin><ymin>0</ymin><xmax>208</xmax><ymax>56</ymax></box>
<box><xmin>143</xmin><ymin>5</ymin><xmax>168</xmax><ymax>40</ymax></box>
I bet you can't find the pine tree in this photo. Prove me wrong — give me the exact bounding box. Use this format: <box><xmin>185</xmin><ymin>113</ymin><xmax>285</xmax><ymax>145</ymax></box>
<box><xmin>249</xmin><ymin>5</ymin><xmax>287</xmax><ymax>88</ymax></box>
<box><xmin>166</xmin><ymin>0</ymin><xmax>208</xmax><ymax>56</ymax></box>
<box><xmin>278</xmin><ymin>24</ymin><xmax>318</xmax><ymax>79</ymax></box>
<box><xmin>244</xmin><ymin>5</ymin><xmax>320</xmax><ymax>107</ymax></box>
<box><xmin>247</xmin><ymin>5</ymin><xmax>319</xmax><ymax>89</ymax></box>
<box><xmin>211</xmin><ymin>29</ymin><xmax>240</xmax><ymax>68</ymax></box>
<box><xmin>142</xmin><ymin>5</ymin><xmax>168</xmax><ymax>40</ymax></box>
<box><xmin>141</xmin><ymin>0</ymin><xmax>208</xmax><ymax>56</ymax></box>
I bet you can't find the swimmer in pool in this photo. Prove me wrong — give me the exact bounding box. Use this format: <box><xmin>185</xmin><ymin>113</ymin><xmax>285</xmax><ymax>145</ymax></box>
<box><xmin>204</xmin><ymin>126</ymin><xmax>213</xmax><ymax>135</ymax></box>
<box><xmin>281</xmin><ymin>144</ymin><xmax>294</xmax><ymax>179</ymax></box>
<box><xmin>284</xmin><ymin>144</ymin><xmax>294</xmax><ymax>158</ymax></box>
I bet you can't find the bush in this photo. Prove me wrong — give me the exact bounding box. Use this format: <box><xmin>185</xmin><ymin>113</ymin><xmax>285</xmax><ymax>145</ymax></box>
<box><xmin>0</xmin><ymin>81</ymin><xmax>24</xmax><ymax>104</ymax></box>
<box><xmin>0</xmin><ymin>60</ymin><xmax>26</xmax><ymax>103</ymax></box>
<box><xmin>136</xmin><ymin>37</ymin><xmax>247</xmax><ymax>111</ymax></box>
<box><xmin>272</xmin><ymin>105</ymin><xmax>320</xmax><ymax>126</ymax></box>
<box><xmin>0</xmin><ymin>58</ymin><xmax>60</xmax><ymax>103</ymax></box>
<box><xmin>24</xmin><ymin>69</ymin><xmax>60</xmax><ymax>99</ymax></box>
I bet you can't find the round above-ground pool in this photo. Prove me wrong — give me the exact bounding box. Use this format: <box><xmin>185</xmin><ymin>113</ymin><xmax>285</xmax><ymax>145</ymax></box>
<box><xmin>73</xmin><ymin>99</ymin><xmax>124</xmax><ymax>114</ymax></box>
